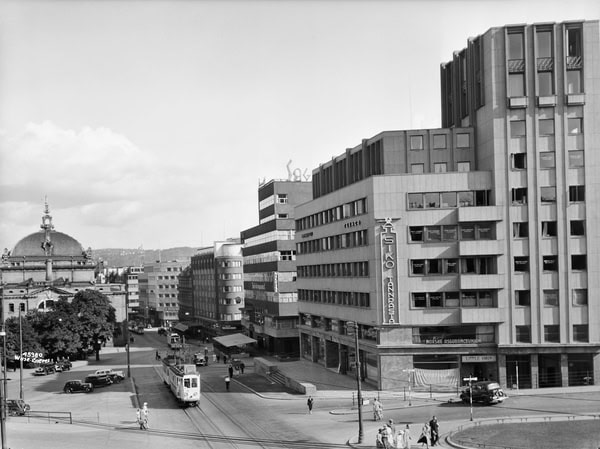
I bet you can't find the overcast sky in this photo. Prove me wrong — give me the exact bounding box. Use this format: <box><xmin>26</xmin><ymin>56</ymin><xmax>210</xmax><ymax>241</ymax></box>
<box><xmin>1</xmin><ymin>0</ymin><xmax>598</xmax><ymax>250</ymax></box>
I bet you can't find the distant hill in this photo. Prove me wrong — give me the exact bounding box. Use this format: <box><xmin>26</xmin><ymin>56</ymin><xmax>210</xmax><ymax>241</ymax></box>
<box><xmin>93</xmin><ymin>247</ymin><xmax>198</xmax><ymax>267</ymax></box>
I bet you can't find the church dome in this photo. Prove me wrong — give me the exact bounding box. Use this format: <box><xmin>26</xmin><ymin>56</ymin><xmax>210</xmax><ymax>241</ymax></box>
<box><xmin>12</xmin><ymin>231</ymin><xmax>85</xmax><ymax>257</ymax></box>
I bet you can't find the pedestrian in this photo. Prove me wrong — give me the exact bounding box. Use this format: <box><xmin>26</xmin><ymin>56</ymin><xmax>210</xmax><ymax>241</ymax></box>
<box><xmin>381</xmin><ymin>423</ymin><xmax>393</xmax><ymax>449</ymax></box>
<box><xmin>155</xmin><ymin>350</ymin><xmax>160</xmax><ymax>360</ymax></box>
<box><xmin>223</xmin><ymin>355</ymin><xmax>227</xmax><ymax>364</ymax></box>
<box><xmin>204</xmin><ymin>347</ymin><xmax>208</xmax><ymax>358</ymax></box>
<box><xmin>216</xmin><ymin>353</ymin><xmax>220</xmax><ymax>363</ymax></box>
<box><xmin>417</xmin><ymin>422</ymin><xmax>431</xmax><ymax>449</ymax></box>
<box><xmin>240</xmin><ymin>361</ymin><xmax>245</xmax><ymax>374</ymax></box>
<box><xmin>376</xmin><ymin>427</ymin><xmax>386</xmax><ymax>448</ymax></box>
<box><xmin>307</xmin><ymin>395</ymin><xmax>314</xmax><ymax>414</ymax></box>
<box><xmin>397</xmin><ymin>424</ymin><xmax>411</xmax><ymax>449</ymax></box>
<box><xmin>228</xmin><ymin>363</ymin><xmax>234</xmax><ymax>378</ymax></box>
<box><xmin>387</xmin><ymin>419</ymin><xmax>396</xmax><ymax>448</ymax></box>
<box><xmin>225</xmin><ymin>376</ymin><xmax>231</xmax><ymax>391</ymax></box>
<box><xmin>142</xmin><ymin>402</ymin><xmax>149</xmax><ymax>428</ymax></box>
<box><xmin>429</xmin><ymin>415</ymin><xmax>439</xmax><ymax>446</ymax></box>
<box><xmin>136</xmin><ymin>408</ymin><xmax>145</xmax><ymax>430</ymax></box>
<box><xmin>373</xmin><ymin>397</ymin><xmax>383</xmax><ymax>421</ymax></box>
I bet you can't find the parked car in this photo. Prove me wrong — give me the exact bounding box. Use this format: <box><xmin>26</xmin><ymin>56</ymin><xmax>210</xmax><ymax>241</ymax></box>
<box><xmin>194</xmin><ymin>353</ymin><xmax>207</xmax><ymax>366</ymax></box>
<box><xmin>33</xmin><ymin>363</ymin><xmax>56</xmax><ymax>376</ymax></box>
<box><xmin>93</xmin><ymin>369</ymin><xmax>124</xmax><ymax>383</ymax></box>
<box><xmin>84</xmin><ymin>374</ymin><xmax>113</xmax><ymax>387</ymax></box>
<box><xmin>55</xmin><ymin>360</ymin><xmax>72</xmax><ymax>372</ymax></box>
<box><xmin>460</xmin><ymin>381</ymin><xmax>507</xmax><ymax>405</ymax></box>
<box><xmin>157</xmin><ymin>327</ymin><xmax>167</xmax><ymax>336</ymax></box>
<box><xmin>6</xmin><ymin>399</ymin><xmax>30</xmax><ymax>416</ymax></box>
<box><xmin>63</xmin><ymin>380</ymin><xmax>94</xmax><ymax>393</ymax></box>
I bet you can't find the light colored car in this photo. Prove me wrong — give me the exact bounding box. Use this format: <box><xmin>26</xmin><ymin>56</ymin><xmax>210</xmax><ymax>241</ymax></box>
<box><xmin>94</xmin><ymin>368</ymin><xmax>125</xmax><ymax>383</ymax></box>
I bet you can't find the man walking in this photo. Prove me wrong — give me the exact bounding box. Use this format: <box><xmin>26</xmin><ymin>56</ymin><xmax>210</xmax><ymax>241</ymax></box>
<box><xmin>429</xmin><ymin>415</ymin><xmax>439</xmax><ymax>446</ymax></box>
<box><xmin>307</xmin><ymin>396</ymin><xmax>314</xmax><ymax>414</ymax></box>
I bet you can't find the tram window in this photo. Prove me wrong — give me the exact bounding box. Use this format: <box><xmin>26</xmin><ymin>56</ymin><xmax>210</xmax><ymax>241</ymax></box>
<box><xmin>184</xmin><ymin>379</ymin><xmax>190</xmax><ymax>388</ymax></box>
<box><xmin>192</xmin><ymin>378</ymin><xmax>198</xmax><ymax>387</ymax></box>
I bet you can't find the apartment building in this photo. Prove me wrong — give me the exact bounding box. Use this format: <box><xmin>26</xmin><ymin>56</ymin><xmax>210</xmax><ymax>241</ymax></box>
<box><xmin>240</xmin><ymin>179</ymin><xmax>312</xmax><ymax>356</ymax></box>
<box><xmin>138</xmin><ymin>260</ymin><xmax>187</xmax><ymax>327</ymax></box>
<box><xmin>124</xmin><ymin>266</ymin><xmax>143</xmax><ymax>322</ymax></box>
<box><xmin>190</xmin><ymin>239</ymin><xmax>245</xmax><ymax>340</ymax></box>
<box><xmin>295</xmin><ymin>20</ymin><xmax>599</xmax><ymax>391</ymax></box>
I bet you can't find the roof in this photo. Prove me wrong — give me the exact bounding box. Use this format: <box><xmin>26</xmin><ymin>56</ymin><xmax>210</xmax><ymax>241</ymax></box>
<box><xmin>213</xmin><ymin>333</ymin><xmax>257</xmax><ymax>348</ymax></box>
<box><xmin>12</xmin><ymin>231</ymin><xmax>85</xmax><ymax>257</ymax></box>
<box><xmin>173</xmin><ymin>323</ymin><xmax>188</xmax><ymax>333</ymax></box>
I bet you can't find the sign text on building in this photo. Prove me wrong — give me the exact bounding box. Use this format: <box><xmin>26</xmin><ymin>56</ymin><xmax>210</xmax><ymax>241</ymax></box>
<box><xmin>380</xmin><ymin>218</ymin><xmax>398</xmax><ymax>324</ymax></box>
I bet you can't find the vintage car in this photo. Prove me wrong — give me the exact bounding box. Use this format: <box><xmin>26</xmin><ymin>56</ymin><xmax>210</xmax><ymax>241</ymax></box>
<box><xmin>6</xmin><ymin>399</ymin><xmax>30</xmax><ymax>416</ymax></box>
<box><xmin>94</xmin><ymin>368</ymin><xmax>125</xmax><ymax>383</ymax></box>
<box><xmin>63</xmin><ymin>380</ymin><xmax>94</xmax><ymax>393</ymax></box>
<box><xmin>193</xmin><ymin>353</ymin><xmax>207</xmax><ymax>366</ymax></box>
<box><xmin>33</xmin><ymin>363</ymin><xmax>56</xmax><ymax>376</ymax></box>
<box><xmin>84</xmin><ymin>374</ymin><xmax>113</xmax><ymax>387</ymax></box>
<box><xmin>460</xmin><ymin>381</ymin><xmax>507</xmax><ymax>405</ymax></box>
<box><xmin>55</xmin><ymin>360</ymin><xmax>73</xmax><ymax>372</ymax></box>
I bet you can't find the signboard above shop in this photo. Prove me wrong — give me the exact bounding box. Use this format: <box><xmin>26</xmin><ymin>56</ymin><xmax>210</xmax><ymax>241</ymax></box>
<box><xmin>462</xmin><ymin>355</ymin><xmax>497</xmax><ymax>363</ymax></box>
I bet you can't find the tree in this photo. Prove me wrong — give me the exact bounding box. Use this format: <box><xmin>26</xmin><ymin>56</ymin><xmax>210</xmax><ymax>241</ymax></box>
<box><xmin>71</xmin><ymin>289</ymin><xmax>116</xmax><ymax>360</ymax></box>
<box><xmin>4</xmin><ymin>314</ymin><xmax>45</xmax><ymax>365</ymax></box>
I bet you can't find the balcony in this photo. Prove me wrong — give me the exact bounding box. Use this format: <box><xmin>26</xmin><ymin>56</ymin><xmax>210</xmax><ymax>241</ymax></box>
<box><xmin>459</xmin><ymin>240</ymin><xmax>503</xmax><ymax>256</ymax></box>
<box><xmin>460</xmin><ymin>307</ymin><xmax>504</xmax><ymax>324</ymax></box>
<box><xmin>566</xmin><ymin>94</ymin><xmax>585</xmax><ymax>105</ymax></box>
<box><xmin>458</xmin><ymin>206</ymin><xmax>503</xmax><ymax>222</ymax></box>
<box><xmin>460</xmin><ymin>274</ymin><xmax>504</xmax><ymax>290</ymax></box>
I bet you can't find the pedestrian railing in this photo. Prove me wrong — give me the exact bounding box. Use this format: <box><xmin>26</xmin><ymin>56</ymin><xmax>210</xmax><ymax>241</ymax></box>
<box><xmin>21</xmin><ymin>410</ymin><xmax>73</xmax><ymax>424</ymax></box>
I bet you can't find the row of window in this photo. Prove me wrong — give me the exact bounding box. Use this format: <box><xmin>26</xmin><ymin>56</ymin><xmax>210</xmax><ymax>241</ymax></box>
<box><xmin>515</xmin><ymin>289</ymin><xmax>587</xmax><ymax>307</ymax></box>
<box><xmin>408</xmin><ymin>189</ymin><xmax>491</xmax><ymax>209</ymax></box>
<box><xmin>511</xmin><ymin>185</ymin><xmax>585</xmax><ymax>205</ymax></box>
<box><xmin>409</xmin><ymin>133</ymin><xmax>470</xmax><ymax>150</ymax></box>
<box><xmin>411</xmin><ymin>257</ymin><xmax>496</xmax><ymax>276</ymax></box>
<box><xmin>222</xmin><ymin>285</ymin><xmax>243</xmax><ymax>293</ymax></box>
<box><xmin>219</xmin><ymin>273</ymin><xmax>242</xmax><ymax>280</ymax></box>
<box><xmin>511</xmin><ymin>150</ymin><xmax>584</xmax><ymax>170</ymax></box>
<box><xmin>243</xmin><ymin>230</ymin><xmax>295</xmax><ymax>247</ymax></box>
<box><xmin>409</xmin><ymin>222</ymin><xmax>495</xmax><ymax>242</ymax></box>
<box><xmin>296</xmin><ymin>198</ymin><xmax>367</xmax><ymax>231</ymax></box>
<box><xmin>410</xmin><ymin>161</ymin><xmax>471</xmax><ymax>174</ymax></box>
<box><xmin>297</xmin><ymin>261</ymin><xmax>369</xmax><ymax>278</ymax></box>
<box><xmin>244</xmin><ymin>250</ymin><xmax>296</xmax><ymax>265</ymax></box>
<box><xmin>514</xmin><ymin>254</ymin><xmax>587</xmax><ymax>272</ymax></box>
<box><xmin>412</xmin><ymin>291</ymin><xmax>494</xmax><ymax>308</ymax></box>
<box><xmin>298</xmin><ymin>289</ymin><xmax>371</xmax><ymax>308</ymax></box>
<box><xmin>513</xmin><ymin>220</ymin><xmax>585</xmax><ymax>238</ymax></box>
<box><xmin>516</xmin><ymin>325</ymin><xmax>588</xmax><ymax>343</ymax></box>
<box><xmin>296</xmin><ymin>230</ymin><xmax>368</xmax><ymax>254</ymax></box>
<box><xmin>510</xmin><ymin>117</ymin><xmax>583</xmax><ymax>137</ymax></box>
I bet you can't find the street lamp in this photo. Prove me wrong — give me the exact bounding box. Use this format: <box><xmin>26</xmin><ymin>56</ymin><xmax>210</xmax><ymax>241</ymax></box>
<box><xmin>463</xmin><ymin>374</ymin><xmax>478</xmax><ymax>421</ymax></box>
<box><xmin>347</xmin><ymin>321</ymin><xmax>364</xmax><ymax>444</ymax></box>
<box><xmin>19</xmin><ymin>310</ymin><xmax>23</xmax><ymax>401</ymax></box>
<box><xmin>0</xmin><ymin>326</ymin><xmax>6</xmax><ymax>449</ymax></box>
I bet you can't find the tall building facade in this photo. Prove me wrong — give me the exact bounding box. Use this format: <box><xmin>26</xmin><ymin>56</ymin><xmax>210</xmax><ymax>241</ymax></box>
<box><xmin>124</xmin><ymin>266</ymin><xmax>143</xmax><ymax>322</ymax></box>
<box><xmin>295</xmin><ymin>20</ymin><xmax>600</xmax><ymax>391</ymax></box>
<box><xmin>240</xmin><ymin>179</ymin><xmax>312</xmax><ymax>356</ymax></box>
<box><xmin>138</xmin><ymin>260</ymin><xmax>187</xmax><ymax>327</ymax></box>
<box><xmin>190</xmin><ymin>239</ymin><xmax>244</xmax><ymax>340</ymax></box>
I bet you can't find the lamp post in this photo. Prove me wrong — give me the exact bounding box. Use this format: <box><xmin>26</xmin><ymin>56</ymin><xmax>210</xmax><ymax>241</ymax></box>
<box><xmin>0</xmin><ymin>326</ymin><xmax>6</xmax><ymax>449</ymax></box>
<box><xmin>19</xmin><ymin>310</ymin><xmax>23</xmax><ymax>400</ymax></box>
<box><xmin>463</xmin><ymin>374</ymin><xmax>478</xmax><ymax>421</ymax></box>
<box><xmin>402</xmin><ymin>368</ymin><xmax>416</xmax><ymax>406</ymax></box>
<box><xmin>347</xmin><ymin>321</ymin><xmax>364</xmax><ymax>444</ymax></box>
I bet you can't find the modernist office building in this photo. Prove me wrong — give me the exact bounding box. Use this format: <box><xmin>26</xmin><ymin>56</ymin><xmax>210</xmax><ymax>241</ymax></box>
<box><xmin>190</xmin><ymin>239</ymin><xmax>245</xmax><ymax>340</ymax></box>
<box><xmin>240</xmin><ymin>179</ymin><xmax>312</xmax><ymax>356</ymax></box>
<box><xmin>295</xmin><ymin>20</ymin><xmax>599</xmax><ymax>390</ymax></box>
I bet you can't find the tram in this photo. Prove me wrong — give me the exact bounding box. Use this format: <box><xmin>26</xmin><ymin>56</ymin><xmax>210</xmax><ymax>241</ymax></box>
<box><xmin>162</xmin><ymin>357</ymin><xmax>200</xmax><ymax>407</ymax></box>
<box><xmin>167</xmin><ymin>332</ymin><xmax>182</xmax><ymax>349</ymax></box>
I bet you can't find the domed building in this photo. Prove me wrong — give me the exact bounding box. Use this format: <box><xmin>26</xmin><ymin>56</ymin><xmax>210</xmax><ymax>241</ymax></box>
<box><xmin>0</xmin><ymin>201</ymin><xmax>126</xmax><ymax>323</ymax></box>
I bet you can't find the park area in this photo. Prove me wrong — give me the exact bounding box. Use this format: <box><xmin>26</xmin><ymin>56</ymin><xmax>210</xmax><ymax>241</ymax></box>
<box><xmin>451</xmin><ymin>419</ymin><xmax>600</xmax><ymax>449</ymax></box>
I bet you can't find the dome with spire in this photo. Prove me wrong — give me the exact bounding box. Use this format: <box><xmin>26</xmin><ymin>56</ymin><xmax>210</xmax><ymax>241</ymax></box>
<box><xmin>12</xmin><ymin>230</ymin><xmax>85</xmax><ymax>257</ymax></box>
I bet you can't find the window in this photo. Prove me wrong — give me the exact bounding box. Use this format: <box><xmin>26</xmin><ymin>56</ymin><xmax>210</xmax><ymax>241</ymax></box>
<box><xmin>409</xmin><ymin>226</ymin><xmax>424</xmax><ymax>242</ymax></box>
<box><xmin>460</xmin><ymin>224</ymin><xmax>475</xmax><ymax>240</ymax></box>
<box><xmin>538</xmin><ymin>72</ymin><xmax>554</xmax><ymax>96</ymax></box>
<box><xmin>512</xmin><ymin>188</ymin><xmax>527</xmax><ymax>205</ymax></box>
<box><xmin>508</xmin><ymin>72</ymin><xmax>525</xmax><ymax>97</ymax></box>
<box><xmin>570</xmin><ymin>220</ymin><xmax>585</xmax><ymax>236</ymax></box>
<box><xmin>411</xmin><ymin>163</ymin><xmax>424</xmax><ymax>174</ymax></box>
<box><xmin>511</xmin><ymin>153</ymin><xmax>526</xmax><ymax>169</ymax></box>
<box><xmin>539</xmin><ymin>119</ymin><xmax>554</xmax><ymax>135</ymax></box>
<box><xmin>456</xmin><ymin>133</ymin><xmax>470</xmax><ymax>148</ymax></box>
<box><xmin>571</xmin><ymin>254</ymin><xmax>587</xmax><ymax>270</ymax></box>
<box><xmin>426</xmin><ymin>226</ymin><xmax>441</xmax><ymax>242</ymax></box>
<box><xmin>568</xmin><ymin>118</ymin><xmax>583</xmax><ymax>134</ymax></box>
<box><xmin>277</xmin><ymin>194</ymin><xmax>288</xmax><ymax>204</ymax></box>
<box><xmin>573</xmin><ymin>289</ymin><xmax>587</xmax><ymax>306</ymax></box>
<box><xmin>539</xmin><ymin>152</ymin><xmax>555</xmax><ymax>168</ymax></box>
<box><xmin>445</xmin><ymin>259</ymin><xmax>458</xmax><ymax>274</ymax></box>
<box><xmin>567</xmin><ymin>70</ymin><xmax>582</xmax><ymax>94</ymax></box>
<box><xmin>410</xmin><ymin>135</ymin><xmax>424</xmax><ymax>150</ymax></box>
<box><xmin>516</xmin><ymin>325</ymin><xmax>531</xmax><ymax>343</ymax></box>
<box><xmin>433</xmin><ymin>135</ymin><xmax>447</xmax><ymax>149</ymax></box>
<box><xmin>513</xmin><ymin>222</ymin><xmax>529</xmax><ymax>238</ymax></box>
<box><xmin>434</xmin><ymin>163</ymin><xmax>447</xmax><ymax>173</ymax></box>
<box><xmin>542</xmin><ymin>221</ymin><xmax>557</xmax><ymax>237</ymax></box>
<box><xmin>458</xmin><ymin>191</ymin><xmax>474</xmax><ymax>207</ymax></box>
<box><xmin>427</xmin><ymin>259</ymin><xmax>442</xmax><ymax>275</ymax></box>
<box><xmin>537</xmin><ymin>30</ymin><xmax>552</xmax><ymax>58</ymax></box>
<box><xmin>540</xmin><ymin>186</ymin><xmax>556</xmax><ymax>203</ymax></box>
<box><xmin>412</xmin><ymin>293</ymin><xmax>427</xmax><ymax>308</ymax></box>
<box><xmin>542</xmin><ymin>255</ymin><xmax>558</xmax><ymax>271</ymax></box>
<box><xmin>440</xmin><ymin>192</ymin><xmax>457</xmax><ymax>208</ymax></box>
<box><xmin>573</xmin><ymin>325</ymin><xmax>588</xmax><ymax>343</ymax></box>
<box><xmin>514</xmin><ymin>256</ymin><xmax>529</xmax><ymax>272</ymax></box>
<box><xmin>430</xmin><ymin>293</ymin><xmax>443</xmax><ymax>307</ymax></box>
<box><xmin>442</xmin><ymin>226</ymin><xmax>458</xmax><ymax>241</ymax></box>
<box><xmin>510</xmin><ymin>120</ymin><xmax>526</xmax><ymax>137</ymax></box>
<box><xmin>424</xmin><ymin>193</ymin><xmax>440</xmax><ymax>208</ymax></box>
<box><xmin>461</xmin><ymin>291</ymin><xmax>477</xmax><ymax>307</ymax></box>
<box><xmin>544</xmin><ymin>325</ymin><xmax>560</xmax><ymax>343</ymax></box>
<box><xmin>457</xmin><ymin>161</ymin><xmax>471</xmax><ymax>172</ymax></box>
<box><xmin>411</xmin><ymin>260</ymin><xmax>425</xmax><ymax>276</ymax></box>
<box><xmin>566</xmin><ymin>27</ymin><xmax>582</xmax><ymax>57</ymax></box>
<box><xmin>408</xmin><ymin>193</ymin><xmax>423</xmax><ymax>209</ymax></box>
<box><xmin>8</xmin><ymin>303</ymin><xmax>14</xmax><ymax>313</ymax></box>
<box><xmin>569</xmin><ymin>185</ymin><xmax>585</xmax><ymax>202</ymax></box>
<box><xmin>19</xmin><ymin>303</ymin><xmax>25</xmax><ymax>312</ymax></box>
<box><xmin>515</xmin><ymin>290</ymin><xmax>530</xmax><ymax>306</ymax></box>
<box><xmin>544</xmin><ymin>290</ymin><xmax>559</xmax><ymax>306</ymax></box>
<box><xmin>568</xmin><ymin>150</ymin><xmax>584</xmax><ymax>167</ymax></box>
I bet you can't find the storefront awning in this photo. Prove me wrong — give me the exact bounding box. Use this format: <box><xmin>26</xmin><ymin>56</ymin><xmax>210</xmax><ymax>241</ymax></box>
<box><xmin>213</xmin><ymin>333</ymin><xmax>256</xmax><ymax>347</ymax></box>
<box><xmin>173</xmin><ymin>323</ymin><xmax>188</xmax><ymax>333</ymax></box>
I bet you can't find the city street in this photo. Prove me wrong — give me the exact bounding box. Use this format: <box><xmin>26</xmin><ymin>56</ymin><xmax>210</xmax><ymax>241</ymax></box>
<box><xmin>3</xmin><ymin>330</ymin><xmax>600</xmax><ymax>448</ymax></box>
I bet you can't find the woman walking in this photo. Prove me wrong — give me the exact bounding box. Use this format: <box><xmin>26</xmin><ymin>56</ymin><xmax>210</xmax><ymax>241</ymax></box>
<box><xmin>417</xmin><ymin>422</ymin><xmax>431</xmax><ymax>448</ymax></box>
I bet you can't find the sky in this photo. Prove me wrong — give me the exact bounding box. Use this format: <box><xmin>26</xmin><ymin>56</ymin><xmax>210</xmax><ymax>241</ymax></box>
<box><xmin>1</xmin><ymin>0</ymin><xmax>599</xmax><ymax>250</ymax></box>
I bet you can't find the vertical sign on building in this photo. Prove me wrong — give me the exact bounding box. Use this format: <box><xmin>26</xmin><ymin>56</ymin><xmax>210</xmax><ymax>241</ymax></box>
<box><xmin>380</xmin><ymin>218</ymin><xmax>398</xmax><ymax>324</ymax></box>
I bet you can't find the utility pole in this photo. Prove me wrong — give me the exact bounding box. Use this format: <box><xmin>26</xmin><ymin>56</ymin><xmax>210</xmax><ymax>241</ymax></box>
<box><xmin>19</xmin><ymin>310</ymin><xmax>24</xmax><ymax>400</ymax></box>
<box><xmin>347</xmin><ymin>321</ymin><xmax>364</xmax><ymax>444</ymax></box>
<box><xmin>463</xmin><ymin>374</ymin><xmax>478</xmax><ymax>421</ymax></box>
<box><xmin>0</xmin><ymin>326</ymin><xmax>6</xmax><ymax>449</ymax></box>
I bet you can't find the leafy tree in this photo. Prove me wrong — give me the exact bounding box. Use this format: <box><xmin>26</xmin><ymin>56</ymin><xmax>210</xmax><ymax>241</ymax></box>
<box><xmin>4</xmin><ymin>314</ymin><xmax>45</xmax><ymax>362</ymax></box>
<box><xmin>35</xmin><ymin>300</ymin><xmax>82</xmax><ymax>359</ymax></box>
<box><xmin>71</xmin><ymin>289</ymin><xmax>116</xmax><ymax>360</ymax></box>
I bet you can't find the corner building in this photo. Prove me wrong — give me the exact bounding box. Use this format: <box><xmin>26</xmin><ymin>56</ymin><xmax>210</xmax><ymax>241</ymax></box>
<box><xmin>295</xmin><ymin>20</ymin><xmax>600</xmax><ymax>391</ymax></box>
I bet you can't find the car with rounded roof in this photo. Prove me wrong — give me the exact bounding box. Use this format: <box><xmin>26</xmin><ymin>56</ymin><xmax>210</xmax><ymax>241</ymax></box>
<box><xmin>63</xmin><ymin>380</ymin><xmax>93</xmax><ymax>393</ymax></box>
<box><xmin>460</xmin><ymin>381</ymin><xmax>507</xmax><ymax>405</ymax></box>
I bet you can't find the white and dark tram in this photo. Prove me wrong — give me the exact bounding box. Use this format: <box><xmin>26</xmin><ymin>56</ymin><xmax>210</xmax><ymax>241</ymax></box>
<box><xmin>162</xmin><ymin>358</ymin><xmax>200</xmax><ymax>407</ymax></box>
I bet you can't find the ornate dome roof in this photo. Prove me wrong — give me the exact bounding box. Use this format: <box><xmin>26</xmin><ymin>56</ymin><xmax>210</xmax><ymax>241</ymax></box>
<box><xmin>12</xmin><ymin>231</ymin><xmax>85</xmax><ymax>257</ymax></box>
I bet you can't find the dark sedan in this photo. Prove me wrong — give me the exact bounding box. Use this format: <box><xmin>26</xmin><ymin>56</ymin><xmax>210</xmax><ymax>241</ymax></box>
<box><xmin>63</xmin><ymin>380</ymin><xmax>94</xmax><ymax>393</ymax></box>
<box><xmin>84</xmin><ymin>374</ymin><xmax>113</xmax><ymax>387</ymax></box>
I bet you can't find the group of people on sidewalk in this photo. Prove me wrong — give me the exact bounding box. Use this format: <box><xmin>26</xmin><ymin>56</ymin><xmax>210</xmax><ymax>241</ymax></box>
<box><xmin>375</xmin><ymin>415</ymin><xmax>439</xmax><ymax>449</ymax></box>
